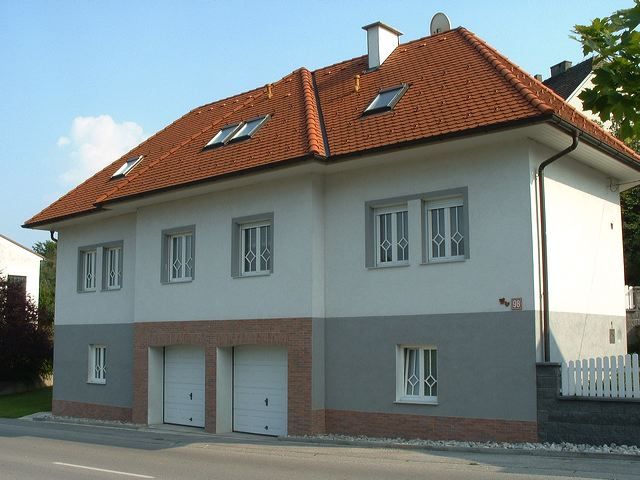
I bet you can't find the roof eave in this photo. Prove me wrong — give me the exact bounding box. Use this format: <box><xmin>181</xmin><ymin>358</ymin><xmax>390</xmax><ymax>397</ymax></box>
<box><xmin>95</xmin><ymin>152</ymin><xmax>327</xmax><ymax>209</ymax></box>
<box><xmin>24</xmin><ymin>111</ymin><xmax>640</xmax><ymax>229</ymax></box>
<box><xmin>549</xmin><ymin>115</ymin><xmax>640</xmax><ymax>173</ymax></box>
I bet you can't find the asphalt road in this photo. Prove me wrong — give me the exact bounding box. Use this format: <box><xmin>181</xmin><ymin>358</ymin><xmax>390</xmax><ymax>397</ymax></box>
<box><xmin>0</xmin><ymin>419</ymin><xmax>639</xmax><ymax>480</ymax></box>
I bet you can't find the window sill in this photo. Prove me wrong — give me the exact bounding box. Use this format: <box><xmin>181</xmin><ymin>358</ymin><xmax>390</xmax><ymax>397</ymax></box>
<box><xmin>101</xmin><ymin>287</ymin><xmax>122</xmax><ymax>292</ymax></box>
<box><xmin>87</xmin><ymin>380</ymin><xmax>106</xmax><ymax>385</ymax></box>
<box><xmin>77</xmin><ymin>289</ymin><xmax>96</xmax><ymax>294</ymax></box>
<box><xmin>367</xmin><ymin>262</ymin><xmax>410</xmax><ymax>270</ymax></box>
<box><xmin>421</xmin><ymin>257</ymin><xmax>466</xmax><ymax>266</ymax></box>
<box><xmin>164</xmin><ymin>278</ymin><xmax>193</xmax><ymax>285</ymax></box>
<box><xmin>235</xmin><ymin>271</ymin><xmax>272</xmax><ymax>279</ymax></box>
<box><xmin>394</xmin><ymin>399</ymin><xmax>438</xmax><ymax>406</ymax></box>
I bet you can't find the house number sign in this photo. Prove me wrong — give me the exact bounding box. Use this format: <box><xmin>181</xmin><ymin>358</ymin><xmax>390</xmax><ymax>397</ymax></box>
<box><xmin>511</xmin><ymin>298</ymin><xmax>523</xmax><ymax>310</ymax></box>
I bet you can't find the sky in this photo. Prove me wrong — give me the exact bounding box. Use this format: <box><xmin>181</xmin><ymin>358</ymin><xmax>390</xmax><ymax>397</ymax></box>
<box><xmin>0</xmin><ymin>0</ymin><xmax>630</xmax><ymax>249</ymax></box>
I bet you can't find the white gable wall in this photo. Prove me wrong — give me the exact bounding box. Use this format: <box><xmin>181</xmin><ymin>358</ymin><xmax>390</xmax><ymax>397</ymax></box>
<box><xmin>0</xmin><ymin>236</ymin><xmax>41</xmax><ymax>304</ymax></box>
<box><xmin>529</xmin><ymin>141</ymin><xmax>626</xmax><ymax>362</ymax></box>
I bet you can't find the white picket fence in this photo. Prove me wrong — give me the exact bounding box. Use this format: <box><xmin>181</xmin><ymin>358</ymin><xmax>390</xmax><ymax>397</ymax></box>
<box><xmin>561</xmin><ymin>354</ymin><xmax>640</xmax><ymax>399</ymax></box>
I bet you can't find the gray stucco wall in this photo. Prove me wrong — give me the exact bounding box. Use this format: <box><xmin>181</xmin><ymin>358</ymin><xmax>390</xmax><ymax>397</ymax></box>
<box><xmin>53</xmin><ymin>323</ymin><xmax>133</xmax><ymax>408</ymax></box>
<box><xmin>325</xmin><ymin>311</ymin><xmax>537</xmax><ymax>421</ymax></box>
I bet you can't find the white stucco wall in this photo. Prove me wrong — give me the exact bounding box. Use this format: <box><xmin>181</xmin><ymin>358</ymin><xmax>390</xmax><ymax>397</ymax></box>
<box><xmin>0</xmin><ymin>235</ymin><xmax>41</xmax><ymax>304</ymax></box>
<box><xmin>132</xmin><ymin>175</ymin><xmax>319</xmax><ymax>322</ymax></box>
<box><xmin>52</xmin><ymin>131</ymin><xmax>629</xmax><ymax>364</ymax></box>
<box><xmin>55</xmin><ymin>214</ymin><xmax>136</xmax><ymax>325</ymax></box>
<box><xmin>324</xmin><ymin>141</ymin><xmax>537</xmax><ymax>317</ymax></box>
<box><xmin>54</xmin><ymin>140</ymin><xmax>538</xmax><ymax>325</ymax></box>
<box><xmin>529</xmin><ymin>142</ymin><xmax>626</xmax><ymax>362</ymax></box>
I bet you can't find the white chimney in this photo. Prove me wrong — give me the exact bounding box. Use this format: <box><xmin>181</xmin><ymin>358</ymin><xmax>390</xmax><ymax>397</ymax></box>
<box><xmin>362</xmin><ymin>22</ymin><xmax>403</xmax><ymax>70</ymax></box>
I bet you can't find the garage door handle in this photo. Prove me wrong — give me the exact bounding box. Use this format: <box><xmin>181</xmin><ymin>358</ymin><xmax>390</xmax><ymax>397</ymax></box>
<box><xmin>264</xmin><ymin>397</ymin><xmax>269</xmax><ymax>407</ymax></box>
<box><xmin>189</xmin><ymin>392</ymin><xmax>193</xmax><ymax>400</ymax></box>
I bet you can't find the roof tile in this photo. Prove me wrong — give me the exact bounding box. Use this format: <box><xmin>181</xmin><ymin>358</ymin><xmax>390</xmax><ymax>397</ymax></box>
<box><xmin>25</xmin><ymin>28</ymin><xmax>640</xmax><ymax>227</ymax></box>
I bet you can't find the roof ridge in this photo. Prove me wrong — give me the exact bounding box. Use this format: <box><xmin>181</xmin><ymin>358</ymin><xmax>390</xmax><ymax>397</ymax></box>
<box><xmin>459</xmin><ymin>29</ymin><xmax>639</xmax><ymax>161</ymax></box>
<box><xmin>95</xmin><ymin>71</ymin><xmax>296</xmax><ymax>204</ymax></box>
<box><xmin>458</xmin><ymin>27</ymin><xmax>554</xmax><ymax>115</ymax></box>
<box><xmin>299</xmin><ymin>68</ymin><xmax>326</xmax><ymax>157</ymax></box>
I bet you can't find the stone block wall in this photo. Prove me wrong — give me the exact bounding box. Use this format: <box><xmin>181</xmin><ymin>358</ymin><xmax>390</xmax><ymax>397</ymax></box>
<box><xmin>537</xmin><ymin>363</ymin><xmax>640</xmax><ymax>446</ymax></box>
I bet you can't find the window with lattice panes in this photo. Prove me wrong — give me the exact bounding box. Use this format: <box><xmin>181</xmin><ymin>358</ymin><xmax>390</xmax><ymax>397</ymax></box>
<box><xmin>426</xmin><ymin>198</ymin><xmax>464</xmax><ymax>262</ymax></box>
<box><xmin>105</xmin><ymin>246</ymin><xmax>121</xmax><ymax>289</ymax></box>
<box><xmin>88</xmin><ymin>345</ymin><xmax>106</xmax><ymax>384</ymax></box>
<box><xmin>168</xmin><ymin>232</ymin><xmax>194</xmax><ymax>282</ymax></box>
<box><xmin>81</xmin><ymin>249</ymin><xmax>97</xmax><ymax>291</ymax></box>
<box><xmin>397</xmin><ymin>346</ymin><xmax>437</xmax><ymax>403</ymax></box>
<box><xmin>375</xmin><ymin>205</ymin><xmax>409</xmax><ymax>266</ymax></box>
<box><xmin>241</xmin><ymin>222</ymin><xmax>272</xmax><ymax>275</ymax></box>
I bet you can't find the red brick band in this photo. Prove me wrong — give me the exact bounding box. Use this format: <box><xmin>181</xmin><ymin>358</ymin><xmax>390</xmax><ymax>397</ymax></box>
<box><xmin>53</xmin><ymin>400</ymin><xmax>132</xmax><ymax>422</ymax></box>
<box><xmin>133</xmin><ymin>318</ymin><xmax>315</xmax><ymax>435</ymax></box>
<box><xmin>323</xmin><ymin>409</ymin><xmax>538</xmax><ymax>443</ymax></box>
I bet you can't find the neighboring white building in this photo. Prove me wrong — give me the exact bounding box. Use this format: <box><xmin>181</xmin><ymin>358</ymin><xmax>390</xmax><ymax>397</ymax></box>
<box><xmin>543</xmin><ymin>58</ymin><xmax>611</xmax><ymax>129</ymax></box>
<box><xmin>24</xmin><ymin>20</ymin><xmax>640</xmax><ymax>443</ymax></box>
<box><xmin>0</xmin><ymin>234</ymin><xmax>42</xmax><ymax>304</ymax></box>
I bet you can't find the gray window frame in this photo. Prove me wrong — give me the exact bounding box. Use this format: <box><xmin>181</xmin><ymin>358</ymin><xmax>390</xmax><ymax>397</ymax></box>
<box><xmin>77</xmin><ymin>245</ymin><xmax>99</xmax><ymax>293</ymax></box>
<box><xmin>365</xmin><ymin>187</ymin><xmax>469</xmax><ymax>268</ymax></box>
<box><xmin>101</xmin><ymin>241</ymin><xmax>124</xmax><ymax>291</ymax></box>
<box><xmin>88</xmin><ymin>344</ymin><xmax>107</xmax><ymax>384</ymax></box>
<box><xmin>161</xmin><ymin>225</ymin><xmax>196</xmax><ymax>284</ymax></box>
<box><xmin>231</xmin><ymin>212</ymin><xmax>274</xmax><ymax>278</ymax></box>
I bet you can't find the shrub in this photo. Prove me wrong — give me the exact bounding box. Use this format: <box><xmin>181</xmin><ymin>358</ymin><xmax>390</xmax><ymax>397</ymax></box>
<box><xmin>0</xmin><ymin>277</ymin><xmax>53</xmax><ymax>382</ymax></box>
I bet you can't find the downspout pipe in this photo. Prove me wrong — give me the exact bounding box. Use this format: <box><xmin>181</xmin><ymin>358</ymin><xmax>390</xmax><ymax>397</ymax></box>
<box><xmin>539</xmin><ymin>131</ymin><xmax>580</xmax><ymax>362</ymax></box>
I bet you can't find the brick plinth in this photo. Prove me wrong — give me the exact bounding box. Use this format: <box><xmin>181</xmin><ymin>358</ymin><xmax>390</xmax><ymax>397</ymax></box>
<box><xmin>53</xmin><ymin>400</ymin><xmax>132</xmax><ymax>422</ymax></box>
<box><xmin>324</xmin><ymin>409</ymin><xmax>538</xmax><ymax>443</ymax></box>
<box><xmin>133</xmin><ymin>318</ymin><xmax>315</xmax><ymax>435</ymax></box>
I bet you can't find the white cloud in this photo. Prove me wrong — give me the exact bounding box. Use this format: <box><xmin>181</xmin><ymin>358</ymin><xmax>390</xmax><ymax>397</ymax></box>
<box><xmin>58</xmin><ymin>115</ymin><xmax>146</xmax><ymax>186</ymax></box>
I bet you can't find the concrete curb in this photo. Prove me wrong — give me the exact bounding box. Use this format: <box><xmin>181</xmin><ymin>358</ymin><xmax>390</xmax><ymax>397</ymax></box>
<box><xmin>282</xmin><ymin>436</ymin><xmax>640</xmax><ymax>462</ymax></box>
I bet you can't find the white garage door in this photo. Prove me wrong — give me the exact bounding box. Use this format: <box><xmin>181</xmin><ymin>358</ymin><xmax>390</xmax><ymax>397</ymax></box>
<box><xmin>233</xmin><ymin>346</ymin><xmax>287</xmax><ymax>436</ymax></box>
<box><xmin>164</xmin><ymin>346</ymin><xmax>205</xmax><ymax>428</ymax></box>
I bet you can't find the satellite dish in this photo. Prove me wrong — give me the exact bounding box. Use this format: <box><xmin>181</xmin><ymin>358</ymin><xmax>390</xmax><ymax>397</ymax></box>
<box><xmin>430</xmin><ymin>12</ymin><xmax>451</xmax><ymax>35</ymax></box>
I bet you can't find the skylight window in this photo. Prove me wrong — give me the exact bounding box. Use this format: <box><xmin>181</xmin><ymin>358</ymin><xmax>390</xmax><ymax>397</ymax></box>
<box><xmin>203</xmin><ymin>116</ymin><xmax>269</xmax><ymax>150</ymax></box>
<box><xmin>204</xmin><ymin>123</ymin><xmax>242</xmax><ymax>148</ymax></box>
<box><xmin>111</xmin><ymin>155</ymin><xmax>143</xmax><ymax>178</ymax></box>
<box><xmin>363</xmin><ymin>84</ymin><xmax>408</xmax><ymax>115</ymax></box>
<box><xmin>229</xmin><ymin>115</ymin><xmax>269</xmax><ymax>142</ymax></box>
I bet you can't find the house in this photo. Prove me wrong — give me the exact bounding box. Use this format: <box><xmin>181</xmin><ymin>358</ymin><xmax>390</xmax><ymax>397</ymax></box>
<box><xmin>542</xmin><ymin>58</ymin><xmax>608</xmax><ymax>127</ymax></box>
<box><xmin>24</xmin><ymin>18</ymin><xmax>640</xmax><ymax>442</ymax></box>
<box><xmin>0</xmin><ymin>234</ymin><xmax>42</xmax><ymax>303</ymax></box>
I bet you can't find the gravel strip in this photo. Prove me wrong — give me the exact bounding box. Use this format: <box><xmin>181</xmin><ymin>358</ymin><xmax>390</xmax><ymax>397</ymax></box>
<box><xmin>287</xmin><ymin>433</ymin><xmax>640</xmax><ymax>458</ymax></box>
<box><xmin>25</xmin><ymin>412</ymin><xmax>140</xmax><ymax>429</ymax></box>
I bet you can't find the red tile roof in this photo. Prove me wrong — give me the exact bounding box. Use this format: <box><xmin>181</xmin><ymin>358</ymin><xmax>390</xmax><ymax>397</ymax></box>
<box><xmin>25</xmin><ymin>27</ymin><xmax>640</xmax><ymax>227</ymax></box>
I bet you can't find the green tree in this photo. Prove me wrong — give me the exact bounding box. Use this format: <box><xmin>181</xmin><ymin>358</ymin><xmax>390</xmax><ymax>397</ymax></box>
<box><xmin>0</xmin><ymin>276</ymin><xmax>53</xmax><ymax>381</ymax></box>
<box><xmin>573</xmin><ymin>1</ymin><xmax>640</xmax><ymax>142</ymax></box>
<box><xmin>619</xmin><ymin>132</ymin><xmax>640</xmax><ymax>285</ymax></box>
<box><xmin>32</xmin><ymin>240</ymin><xmax>56</xmax><ymax>326</ymax></box>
